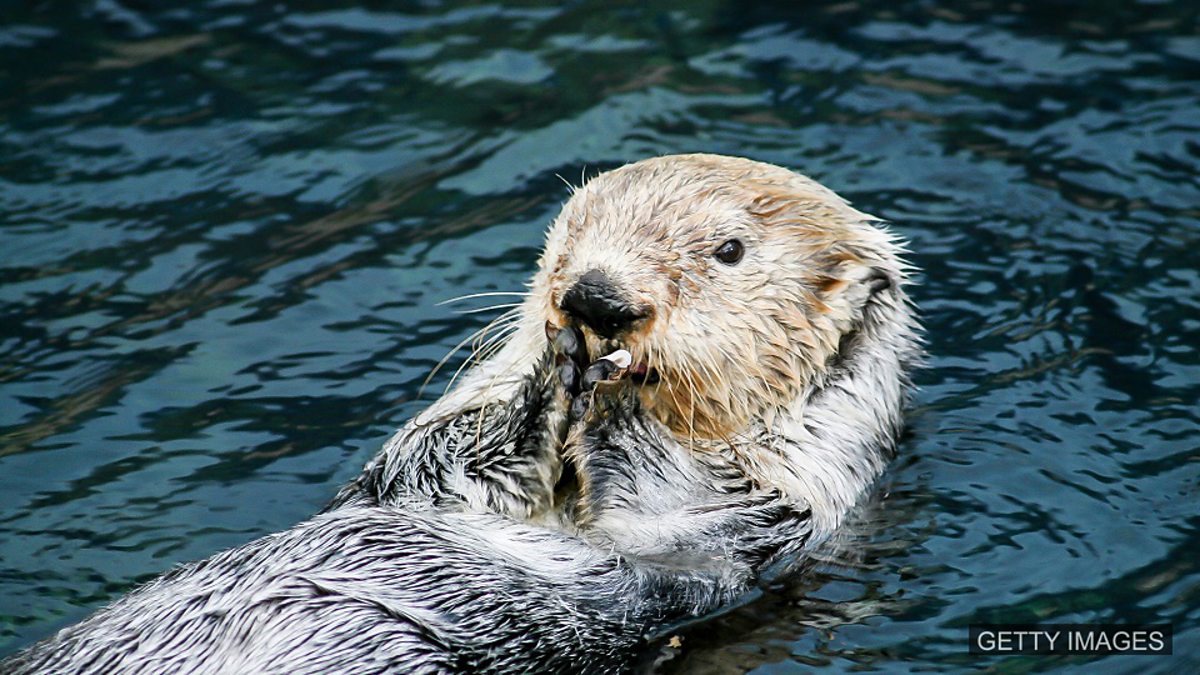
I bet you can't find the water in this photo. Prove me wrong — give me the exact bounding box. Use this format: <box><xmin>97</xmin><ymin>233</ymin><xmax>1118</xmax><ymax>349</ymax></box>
<box><xmin>1</xmin><ymin>1</ymin><xmax>1197</xmax><ymax>671</ymax></box>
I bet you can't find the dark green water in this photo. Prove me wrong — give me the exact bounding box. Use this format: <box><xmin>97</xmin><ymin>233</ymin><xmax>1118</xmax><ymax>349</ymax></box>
<box><xmin>1</xmin><ymin>1</ymin><xmax>1197</xmax><ymax>672</ymax></box>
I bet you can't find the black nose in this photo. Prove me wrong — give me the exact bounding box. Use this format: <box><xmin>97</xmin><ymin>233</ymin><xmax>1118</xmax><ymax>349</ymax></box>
<box><xmin>560</xmin><ymin>269</ymin><xmax>648</xmax><ymax>338</ymax></box>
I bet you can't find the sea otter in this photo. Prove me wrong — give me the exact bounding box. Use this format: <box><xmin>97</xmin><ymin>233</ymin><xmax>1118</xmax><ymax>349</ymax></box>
<box><xmin>2</xmin><ymin>154</ymin><xmax>920</xmax><ymax>674</ymax></box>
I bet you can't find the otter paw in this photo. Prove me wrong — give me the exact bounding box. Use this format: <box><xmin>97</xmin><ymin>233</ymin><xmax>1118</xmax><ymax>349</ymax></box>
<box><xmin>547</xmin><ymin>323</ymin><xmax>588</xmax><ymax>397</ymax></box>
<box><xmin>571</xmin><ymin>351</ymin><xmax>634</xmax><ymax>421</ymax></box>
<box><xmin>546</xmin><ymin>323</ymin><xmax>635</xmax><ymax>422</ymax></box>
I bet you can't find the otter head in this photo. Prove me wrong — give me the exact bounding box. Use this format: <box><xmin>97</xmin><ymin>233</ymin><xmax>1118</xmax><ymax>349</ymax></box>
<box><xmin>532</xmin><ymin>154</ymin><xmax>905</xmax><ymax>441</ymax></box>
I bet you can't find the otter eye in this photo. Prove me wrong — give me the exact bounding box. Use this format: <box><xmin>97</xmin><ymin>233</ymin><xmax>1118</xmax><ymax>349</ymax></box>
<box><xmin>713</xmin><ymin>239</ymin><xmax>744</xmax><ymax>265</ymax></box>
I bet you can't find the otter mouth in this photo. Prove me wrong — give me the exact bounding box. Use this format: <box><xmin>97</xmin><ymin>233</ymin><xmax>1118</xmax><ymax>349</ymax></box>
<box><xmin>628</xmin><ymin>361</ymin><xmax>660</xmax><ymax>385</ymax></box>
<box><xmin>594</xmin><ymin>346</ymin><xmax>660</xmax><ymax>386</ymax></box>
<box><xmin>593</xmin><ymin>337</ymin><xmax>660</xmax><ymax>386</ymax></box>
<box><xmin>555</xmin><ymin>321</ymin><xmax>662</xmax><ymax>387</ymax></box>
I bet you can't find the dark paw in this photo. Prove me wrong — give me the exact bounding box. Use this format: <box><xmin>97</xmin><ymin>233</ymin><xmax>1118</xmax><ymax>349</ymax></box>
<box><xmin>546</xmin><ymin>323</ymin><xmax>632</xmax><ymax>422</ymax></box>
<box><xmin>547</xmin><ymin>324</ymin><xmax>590</xmax><ymax>419</ymax></box>
<box><xmin>549</xmin><ymin>323</ymin><xmax>588</xmax><ymax>396</ymax></box>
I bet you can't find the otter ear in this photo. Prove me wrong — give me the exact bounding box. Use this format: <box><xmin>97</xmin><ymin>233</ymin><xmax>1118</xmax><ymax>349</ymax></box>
<box><xmin>865</xmin><ymin>267</ymin><xmax>892</xmax><ymax>298</ymax></box>
<box><xmin>828</xmin><ymin>263</ymin><xmax>894</xmax><ymax>318</ymax></box>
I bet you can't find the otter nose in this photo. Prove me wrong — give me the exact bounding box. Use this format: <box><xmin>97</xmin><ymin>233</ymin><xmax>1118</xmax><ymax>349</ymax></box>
<box><xmin>560</xmin><ymin>269</ymin><xmax>648</xmax><ymax>338</ymax></box>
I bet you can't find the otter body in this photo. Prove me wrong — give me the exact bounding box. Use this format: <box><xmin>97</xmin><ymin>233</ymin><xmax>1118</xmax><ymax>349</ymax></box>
<box><xmin>2</xmin><ymin>154</ymin><xmax>920</xmax><ymax>674</ymax></box>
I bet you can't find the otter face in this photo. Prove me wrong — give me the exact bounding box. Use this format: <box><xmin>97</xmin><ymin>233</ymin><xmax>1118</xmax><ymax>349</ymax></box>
<box><xmin>533</xmin><ymin>154</ymin><xmax>903</xmax><ymax>441</ymax></box>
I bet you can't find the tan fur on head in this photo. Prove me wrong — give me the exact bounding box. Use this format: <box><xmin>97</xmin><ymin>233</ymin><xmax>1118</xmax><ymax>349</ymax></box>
<box><xmin>531</xmin><ymin>153</ymin><xmax>908</xmax><ymax>441</ymax></box>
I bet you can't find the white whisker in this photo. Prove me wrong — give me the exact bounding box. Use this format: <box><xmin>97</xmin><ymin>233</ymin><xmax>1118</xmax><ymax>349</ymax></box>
<box><xmin>420</xmin><ymin>306</ymin><xmax>523</xmax><ymax>398</ymax></box>
<box><xmin>437</xmin><ymin>291</ymin><xmax>529</xmax><ymax>306</ymax></box>
<box><xmin>445</xmin><ymin>322</ymin><xmax>521</xmax><ymax>395</ymax></box>
<box><xmin>453</xmin><ymin>302</ymin><xmax>524</xmax><ymax>315</ymax></box>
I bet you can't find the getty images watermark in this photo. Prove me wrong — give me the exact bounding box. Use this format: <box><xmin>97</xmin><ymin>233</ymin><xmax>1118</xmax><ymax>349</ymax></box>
<box><xmin>970</xmin><ymin>624</ymin><xmax>1172</xmax><ymax>655</ymax></box>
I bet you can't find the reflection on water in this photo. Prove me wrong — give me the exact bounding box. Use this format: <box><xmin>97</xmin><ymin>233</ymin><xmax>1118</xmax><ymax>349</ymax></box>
<box><xmin>1</xmin><ymin>1</ymin><xmax>1197</xmax><ymax>671</ymax></box>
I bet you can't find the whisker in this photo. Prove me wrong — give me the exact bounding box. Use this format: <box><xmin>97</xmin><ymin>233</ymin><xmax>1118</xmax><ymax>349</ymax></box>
<box><xmin>453</xmin><ymin>302</ymin><xmax>523</xmax><ymax>315</ymax></box>
<box><xmin>445</xmin><ymin>322</ymin><xmax>521</xmax><ymax>395</ymax></box>
<box><xmin>554</xmin><ymin>173</ymin><xmax>577</xmax><ymax>194</ymax></box>
<box><xmin>469</xmin><ymin>309</ymin><xmax>521</xmax><ymax>353</ymax></box>
<box><xmin>685</xmin><ymin>368</ymin><xmax>699</xmax><ymax>451</ymax></box>
<box><xmin>467</xmin><ymin>315</ymin><xmax>522</xmax><ymax>366</ymax></box>
<box><xmin>421</xmin><ymin>325</ymin><xmax>491</xmax><ymax>395</ymax></box>
<box><xmin>420</xmin><ymin>307</ymin><xmax>522</xmax><ymax>397</ymax></box>
<box><xmin>437</xmin><ymin>291</ymin><xmax>529</xmax><ymax>306</ymax></box>
<box><xmin>464</xmin><ymin>309</ymin><xmax>522</xmax><ymax>361</ymax></box>
<box><xmin>650</xmin><ymin>349</ymin><xmax>666</xmax><ymax>399</ymax></box>
<box><xmin>473</xmin><ymin>335</ymin><xmax>532</xmax><ymax>447</ymax></box>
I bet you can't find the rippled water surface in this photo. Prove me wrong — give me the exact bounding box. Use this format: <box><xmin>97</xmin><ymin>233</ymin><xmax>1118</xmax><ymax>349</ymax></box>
<box><xmin>2</xmin><ymin>1</ymin><xmax>1198</xmax><ymax>671</ymax></box>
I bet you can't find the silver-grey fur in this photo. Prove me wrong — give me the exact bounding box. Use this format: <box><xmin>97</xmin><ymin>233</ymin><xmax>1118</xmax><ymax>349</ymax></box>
<box><xmin>2</xmin><ymin>154</ymin><xmax>921</xmax><ymax>674</ymax></box>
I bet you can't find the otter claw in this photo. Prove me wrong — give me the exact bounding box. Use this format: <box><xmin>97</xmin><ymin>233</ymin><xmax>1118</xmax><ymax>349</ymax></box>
<box><xmin>570</xmin><ymin>391</ymin><xmax>592</xmax><ymax>421</ymax></box>
<box><xmin>557</xmin><ymin>363</ymin><xmax>580</xmax><ymax>395</ymax></box>
<box><xmin>548</xmin><ymin>324</ymin><xmax>589</xmax><ymax>396</ymax></box>
<box><xmin>550</xmin><ymin>324</ymin><xmax>587</xmax><ymax>366</ymax></box>
<box><xmin>582</xmin><ymin>359</ymin><xmax>622</xmax><ymax>390</ymax></box>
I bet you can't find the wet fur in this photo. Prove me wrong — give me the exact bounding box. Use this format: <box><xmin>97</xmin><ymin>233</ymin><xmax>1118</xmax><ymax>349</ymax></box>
<box><xmin>3</xmin><ymin>154</ymin><xmax>920</xmax><ymax>673</ymax></box>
